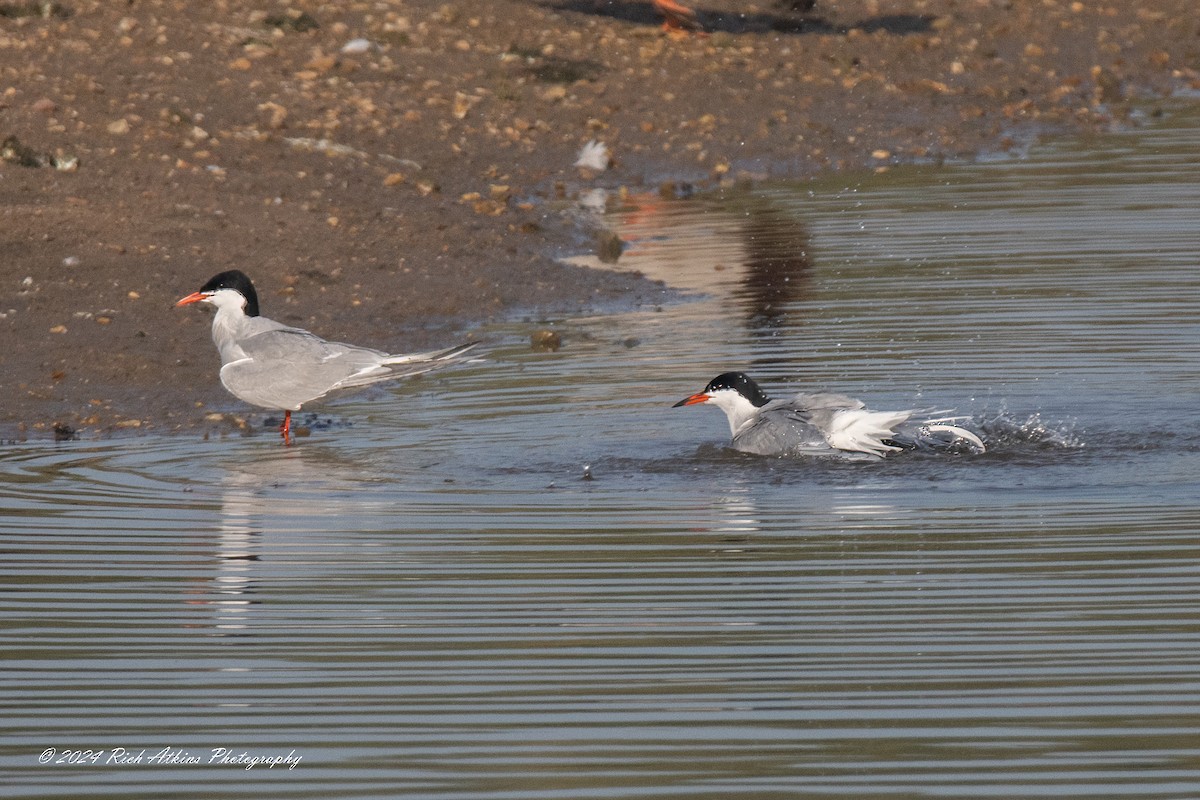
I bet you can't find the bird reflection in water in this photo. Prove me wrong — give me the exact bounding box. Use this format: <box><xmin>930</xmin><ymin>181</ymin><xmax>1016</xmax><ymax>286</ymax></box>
<box><xmin>613</xmin><ymin>191</ymin><xmax>813</xmax><ymax>332</ymax></box>
<box><xmin>732</xmin><ymin>200</ymin><xmax>813</xmax><ymax>335</ymax></box>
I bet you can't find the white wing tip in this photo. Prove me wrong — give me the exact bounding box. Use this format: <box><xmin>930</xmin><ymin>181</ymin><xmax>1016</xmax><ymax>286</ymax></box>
<box><xmin>925</xmin><ymin>423</ymin><xmax>987</xmax><ymax>453</ymax></box>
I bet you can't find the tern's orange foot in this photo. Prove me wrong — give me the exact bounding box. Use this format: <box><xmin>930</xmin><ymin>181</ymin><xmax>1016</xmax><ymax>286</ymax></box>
<box><xmin>653</xmin><ymin>0</ymin><xmax>699</xmax><ymax>32</ymax></box>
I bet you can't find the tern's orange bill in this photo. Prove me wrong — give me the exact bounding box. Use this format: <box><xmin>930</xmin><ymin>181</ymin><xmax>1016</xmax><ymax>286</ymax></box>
<box><xmin>672</xmin><ymin>393</ymin><xmax>709</xmax><ymax>408</ymax></box>
<box><xmin>174</xmin><ymin>291</ymin><xmax>206</xmax><ymax>307</ymax></box>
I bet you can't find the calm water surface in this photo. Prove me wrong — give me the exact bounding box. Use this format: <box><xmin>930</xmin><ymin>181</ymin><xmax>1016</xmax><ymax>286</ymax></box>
<box><xmin>4</xmin><ymin>105</ymin><xmax>1200</xmax><ymax>798</ymax></box>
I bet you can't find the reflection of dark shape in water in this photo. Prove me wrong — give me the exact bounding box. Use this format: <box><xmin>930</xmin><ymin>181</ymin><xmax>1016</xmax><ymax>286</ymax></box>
<box><xmin>544</xmin><ymin>2</ymin><xmax>934</xmax><ymax>37</ymax></box>
<box><xmin>733</xmin><ymin>203</ymin><xmax>812</xmax><ymax>332</ymax></box>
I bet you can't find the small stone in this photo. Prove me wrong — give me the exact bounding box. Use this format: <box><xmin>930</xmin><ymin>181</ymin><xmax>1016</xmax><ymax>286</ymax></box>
<box><xmin>257</xmin><ymin>101</ymin><xmax>288</xmax><ymax>129</ymax></box>
<box><xmin>230</xmin><ymin>57</ymin><xmax>253</xmax><ymax>71</ymax></box>
<box><xmin>106</xmin><ymin>118</ymin><xmax>130</xmax><ymax>135</ymax></box>
<box><xmin>383</xmin><ymin>172</ymin><xmax>406</xmax><ymax>187</ymax></box>
<box><xmin>53</xmin><ymin>155</ymin><xmax>79</xmax><ymax>172</ymax></box>
<box><xmin>305</xmin><ymin>54</ymin><xmax>338</xmax><ymax>73</ymax></box>
<box><xmin>49</xmin><ymin>324</ymin><xmax>67</xmax><ymax>334</ymax></box>
<box><xmin>472</xmin><ymin>200</ymin><xmax>506</xmax><ymax>216</ymax></box>
<box><xmin>452</xmin><ymin>91</ymin><xmax>480</xmax><ymax>120</ymax></box>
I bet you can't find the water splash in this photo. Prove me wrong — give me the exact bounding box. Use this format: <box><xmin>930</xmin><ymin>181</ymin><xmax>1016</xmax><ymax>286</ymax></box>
<box><xmin>977</xmin><ymin>408</ymin><xmax>1085</xmax><ymax>451</ymax></box>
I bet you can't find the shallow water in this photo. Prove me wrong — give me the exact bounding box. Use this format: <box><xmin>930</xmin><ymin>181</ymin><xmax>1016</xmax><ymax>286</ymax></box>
<box><xmin>4</xmin><ymin>104</ymin><xmax>1200</xmax><ymax>798</ymax></box>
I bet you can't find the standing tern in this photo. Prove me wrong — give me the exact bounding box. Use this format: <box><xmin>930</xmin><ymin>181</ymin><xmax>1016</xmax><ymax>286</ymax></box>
<box><xmin>176</xmin><ymin>270</ymin><xmax>477</xmax><ymax>440</ymax></box>
<box><xmin>674</xmin><ymin>372</ymin><xmax>986</xmax><ymax>458</ymax></box>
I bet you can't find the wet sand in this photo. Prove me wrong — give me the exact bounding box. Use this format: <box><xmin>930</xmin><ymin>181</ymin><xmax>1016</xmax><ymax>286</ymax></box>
<box><xmin>2</xmin><ymin>0</ymin><xmax>1197</xmax><ymax>439</ymax></box>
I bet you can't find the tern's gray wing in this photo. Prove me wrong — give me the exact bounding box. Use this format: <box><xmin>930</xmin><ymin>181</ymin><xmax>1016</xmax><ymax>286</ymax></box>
<box><xmin>731</xmin><ymin>394</ymin><xmax>900</xmax><ymax>459</ymax></box>
<box><xmin>785</xmin><ymin>392</ymin><xmax>866</xmax><ymax>411</ymax></box>
<box><xmin>731</xmin><ymin>399</ymin><xmax>840</xmax><ymax>457</ymax></box>
<box><xmin>219</xmin><ymin>327</ymin><xmax>393</xmax><ymax>410</ymax></box>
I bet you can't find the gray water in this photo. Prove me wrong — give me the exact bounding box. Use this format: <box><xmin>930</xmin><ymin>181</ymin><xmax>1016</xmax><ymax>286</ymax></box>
<box><xmin>4</xmin><ymin>104</ymin><xmax>1200</xmax><ymax>799</ymax></box>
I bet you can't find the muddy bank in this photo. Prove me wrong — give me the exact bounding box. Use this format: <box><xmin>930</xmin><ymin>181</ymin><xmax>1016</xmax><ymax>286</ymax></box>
<box><xmin>2</xmin><ymin>0</ymin><xmax>1197</xmax><ymax>439</ymax></box>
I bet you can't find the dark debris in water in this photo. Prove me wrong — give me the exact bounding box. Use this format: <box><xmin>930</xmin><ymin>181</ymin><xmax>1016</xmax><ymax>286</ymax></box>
<box><xmin>263</xmin><ymin>10</ymin><xmax>319</xmax><ymax>32</ymax></box>
<box><xmin>1</xmin><ymin>135</ymin><xmax>78</xmax><ymax>170</ymax></box>
<box><xmin>262</xmin><ymin>413</ymin><xmax>348</xmax><ymax>433</ymax></box>
<box><xmin>0</xmin><ymin>2</ymin><xmax>69</xmax><ymax>19</ymax></box>
<box><xmin>594</xmin><ymin>230</ymin><xmax>624</xmax><ymax>264</ymax></box>
<box><xmin>505</xmin><ymin>47</ymin><xmax>605</xmax><ymax>84</ymax></box>
<box><xmin>530</xmin><ymin>329</ymin><xmax>562</xmax><ymax>352</ymax></box>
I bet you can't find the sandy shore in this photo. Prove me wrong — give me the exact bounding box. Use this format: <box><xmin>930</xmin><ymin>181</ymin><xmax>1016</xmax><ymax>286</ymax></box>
<box><xmin>2</xmin><ymin>0</ymin><xmax>1197</xmax><ymax>439</ymax></box>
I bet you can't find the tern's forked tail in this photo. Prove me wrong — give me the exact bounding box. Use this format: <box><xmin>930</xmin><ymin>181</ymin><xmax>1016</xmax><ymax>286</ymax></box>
<box><xmin>381</xmin><ymin>341</ymin><xmax>479</xmax><ymax>367</ymax></box>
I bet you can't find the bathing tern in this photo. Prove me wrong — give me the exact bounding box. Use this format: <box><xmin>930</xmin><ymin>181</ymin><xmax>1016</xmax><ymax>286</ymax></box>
<box><xmin>176</xmin><ymin>270</ymin><xmax>477</xmax><ymax>440</ymax></box>
<box><xmin>674</xmin><ymin>372</ymin><xmax>986</xmax><ymax>458</ymax></box>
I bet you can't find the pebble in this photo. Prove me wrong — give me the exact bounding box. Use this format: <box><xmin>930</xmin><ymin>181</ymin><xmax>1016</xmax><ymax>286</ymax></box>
<box><xmin>305</xmin><ymin>55</ymin><xmax>338</xmax><ymax>73</ymax></box>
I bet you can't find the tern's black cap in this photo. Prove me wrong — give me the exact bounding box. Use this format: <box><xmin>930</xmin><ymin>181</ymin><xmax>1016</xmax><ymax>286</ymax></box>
<box><xmin>703</xmin><ymin>372</ymin><xmax>771</xmax><ymax>407</ymax></box>
<box><xmin>199</xmin><ymin>270</ymin><xmax>259</xmax><ymax>317</ymax></box>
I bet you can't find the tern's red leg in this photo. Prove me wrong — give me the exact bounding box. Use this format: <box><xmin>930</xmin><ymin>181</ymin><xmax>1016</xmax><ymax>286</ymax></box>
<box><xmin>280</xmin><ymin>410</ymin><xmax>292</xmax><ymax>442</ymax></box>
<box><xmin>653</xmin><ymin>0</ymin><xmax>696</xmax><ymax>31</ymax></box>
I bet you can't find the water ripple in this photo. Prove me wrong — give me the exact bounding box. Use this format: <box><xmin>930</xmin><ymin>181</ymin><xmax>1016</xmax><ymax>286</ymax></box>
<box><xmin>5</xmin><ymin>103</ymin><xmax>1200</xmax><ymax>799</ymax></box>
